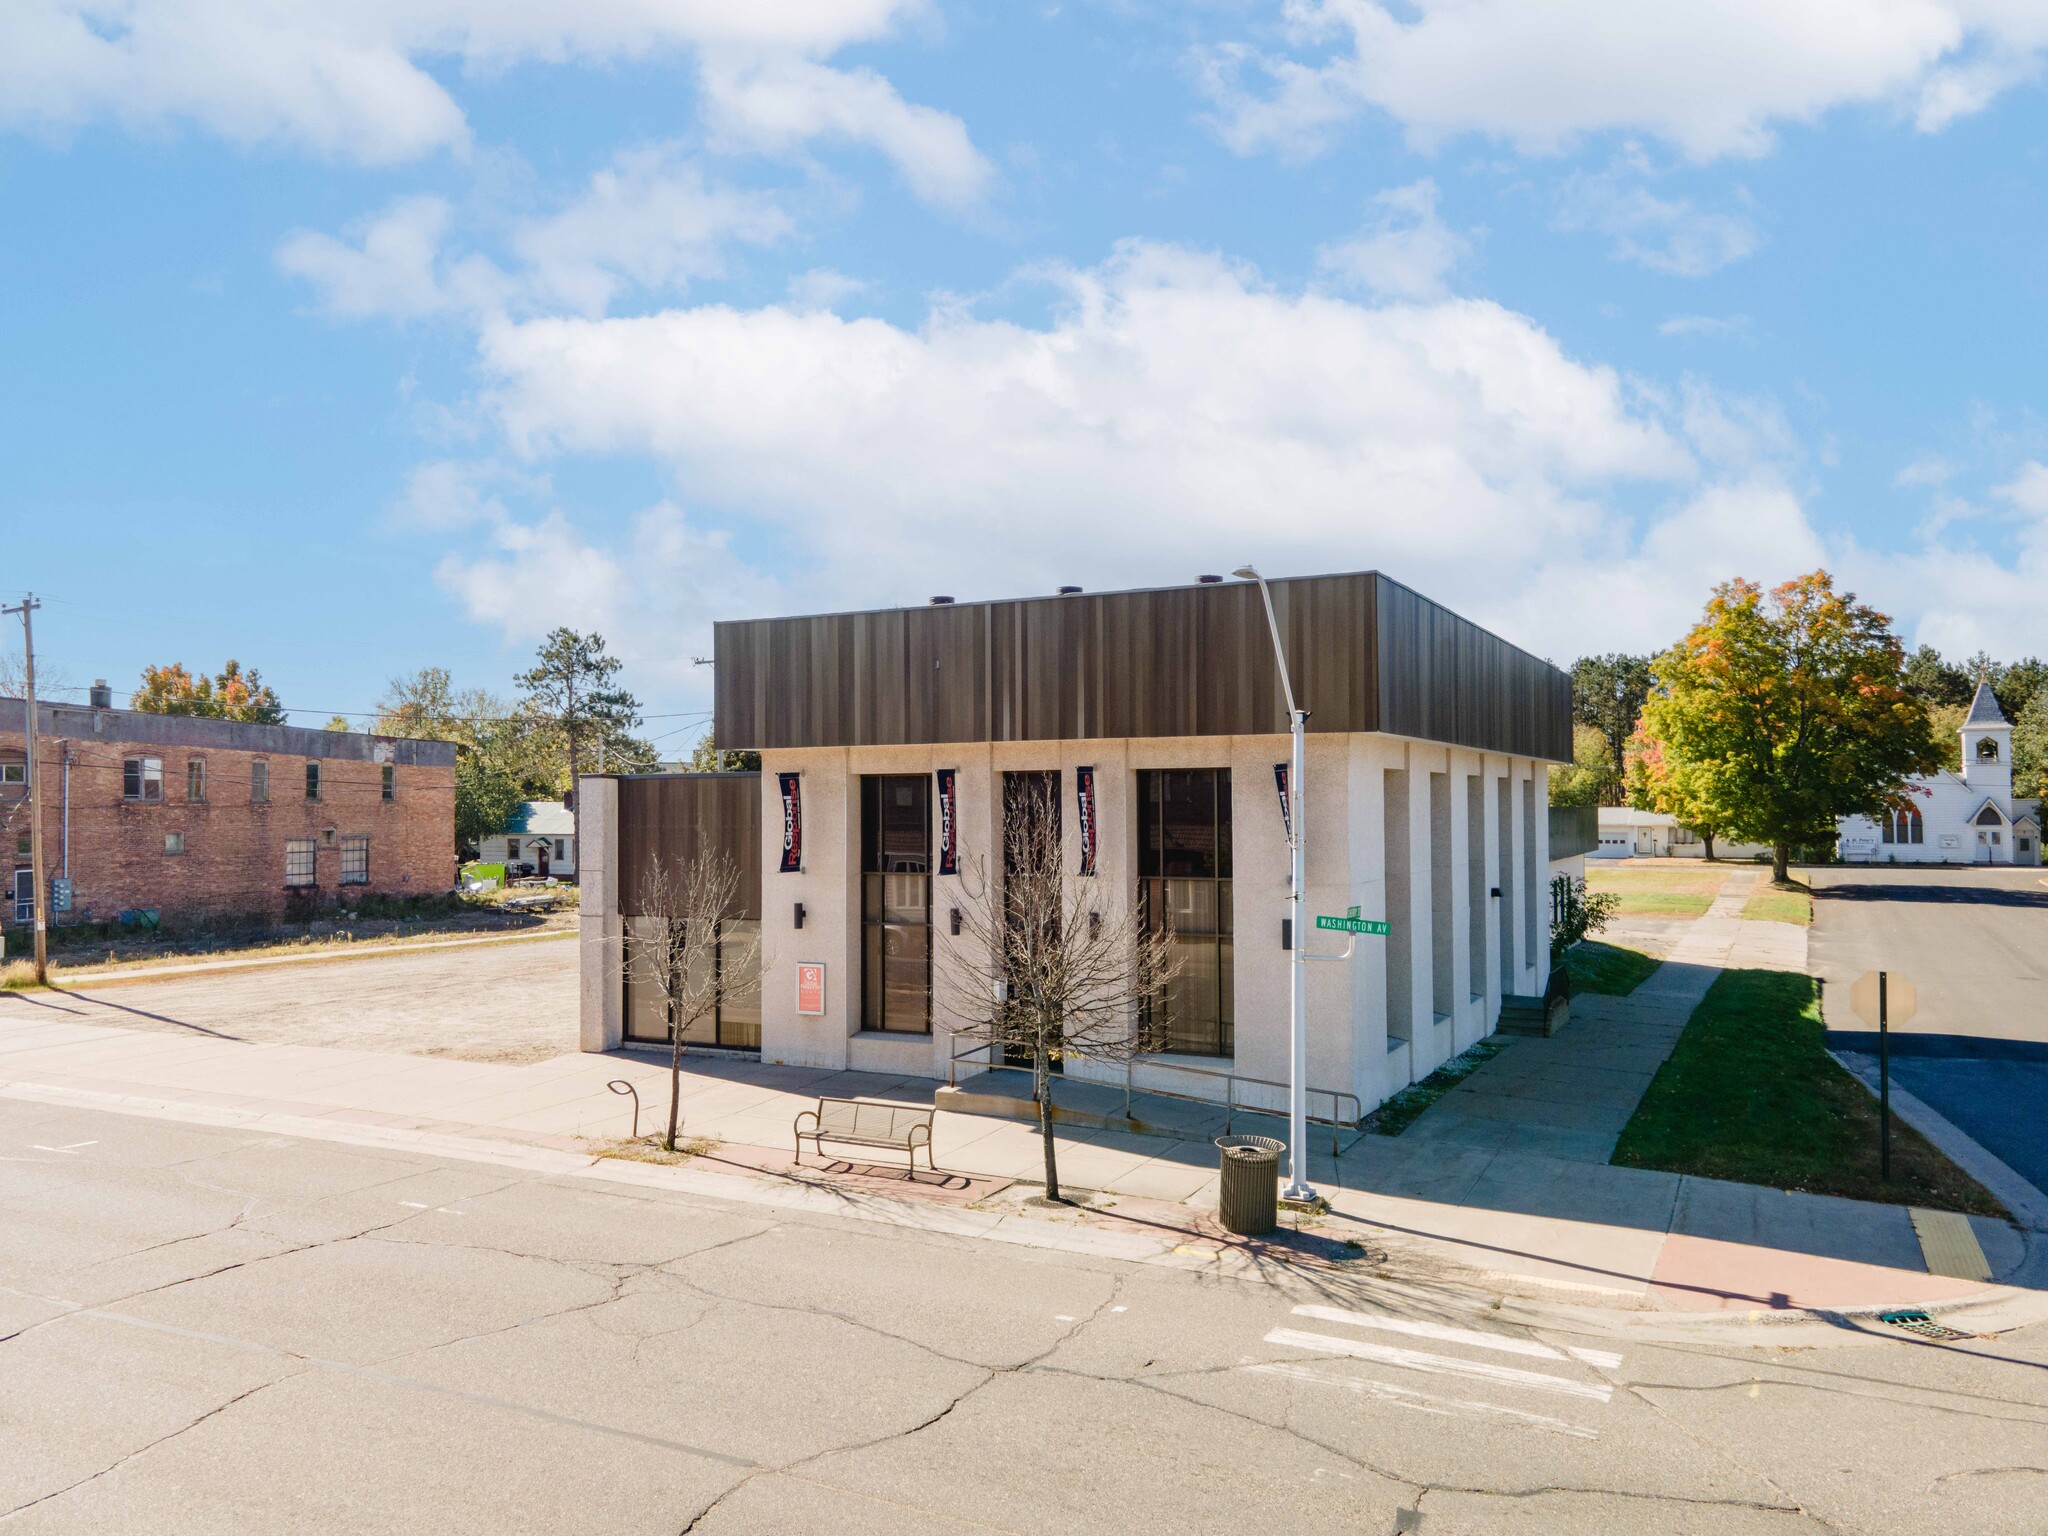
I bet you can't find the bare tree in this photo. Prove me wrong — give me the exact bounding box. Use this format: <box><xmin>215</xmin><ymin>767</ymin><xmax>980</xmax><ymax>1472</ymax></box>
<box><xmin>625</xmin><ymin>851</ymin><xmax>759</xmax><ymax>1151</ymax></box>
<box><xmin>938</xmin><ymin>786</ymin><xmax>1178</xmax><ymax>1203</ymax></box>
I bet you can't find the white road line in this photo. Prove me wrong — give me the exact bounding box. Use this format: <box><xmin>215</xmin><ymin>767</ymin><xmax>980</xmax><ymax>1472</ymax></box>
<box><xmin>30</xmin><ymin>1141</ymin><xmax>96</xmax><ymax>1154</ymax></box>
<box><xmin>1291</xmin><ymin>1304</ymin><xmax>1621</xmax><ymax>1370</ymax></box>
<box><xmin>1247</xmin><ymin>1362</ymin><xmax>1598</xmax><ymax>1439</ymax></box>
<box><xmin>1264</xmin><ymin>1328</ymin><xmax>1614</xmax><ymax>1402</ymax></box>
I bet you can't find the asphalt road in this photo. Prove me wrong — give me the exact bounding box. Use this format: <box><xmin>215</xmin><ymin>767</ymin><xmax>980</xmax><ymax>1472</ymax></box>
<box><xmin>5</xmin><ymin>1101</ymin><xmax>2048</xmax><ymax>1534</ymax></box>
<box><xmin>1808</xmin><ymin>866</ymin><xmax>2048</xmax><ymax>1195</ymax></box>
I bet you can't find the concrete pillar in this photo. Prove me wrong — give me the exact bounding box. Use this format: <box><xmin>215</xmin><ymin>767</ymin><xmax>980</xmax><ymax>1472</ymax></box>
<box><xmin>577</xmin><ymin>775</ymin><xmax>622</xmax><ymax>1053</ymax></box>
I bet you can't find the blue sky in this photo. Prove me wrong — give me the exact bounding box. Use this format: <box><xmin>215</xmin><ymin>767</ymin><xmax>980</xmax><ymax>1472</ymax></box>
<box><xmin>3</xmin><ymin>1</ymin><xmax>2046</xmax><ymax>741</ymax></box>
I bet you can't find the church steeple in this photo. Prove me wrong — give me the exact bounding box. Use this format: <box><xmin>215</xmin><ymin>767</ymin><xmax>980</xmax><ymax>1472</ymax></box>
<box><xmin>1960</xmin><ymin>674</ymin><xmax>2012</xmax><ymax>797</ymax></box>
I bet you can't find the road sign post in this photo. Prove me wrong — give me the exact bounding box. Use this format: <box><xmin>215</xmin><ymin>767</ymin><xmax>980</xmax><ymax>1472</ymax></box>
<box><xmin>1849</xmin><ymin>970</ymin><xmax>1917</xmax><ymax>1182</ymax></box>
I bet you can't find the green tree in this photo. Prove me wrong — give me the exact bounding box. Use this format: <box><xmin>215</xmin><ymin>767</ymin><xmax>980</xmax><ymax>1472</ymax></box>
<box><xmin>517</xmin><ymin>630</ymin><xmax>643</xmax><ymax>838</ymax></box>
<box><xmin>1548</xmin><ymin>724</ymin><xmax>1617</xmax><ymax>807</ymax></box>
<box><xmin>1925</xmin><ymin>701</ymin><xmax>1966</xmax><ymax>772</ymax></box>
<box><xmin>1625</xmin><ymin>714</ymin><xmax>1736</xmax><ymax>860</ymax></box>
<box><xmin>131</xmin><ymin>660</ymin><xmax>285</xmax><ymax>723</ymax></box>
<box><xmin>1570</xmin><ymin>654</ymin><xmax>1654</xmax><ymax>784</ymax></box>
<box><xmin>2013</xmin><ymin>687</ymin><xmax>2048</xmax><ymax>803</ymax></box>
<box><xmin>1995</xmin><ymin>658</ymin><xmax>2048</xmax><ymax>723</ymax></box>
<box><xmin>1901</xmin><ymin>645</ymin><xmax>1972</xmax><ymax>709</ymax></box>
<box><xmin>455</xmin><ymin>745</ymin><xmax>526</xmax><ymax>854</ymax></box>
<box><xmin>1631</xmin><ymin>573</ymin><xmax>1942</xmax><ymax>883</ymax></box>
<box><xmin>685</xmin><ymin>732</ymin><xmax>761</xmax><ymax>773</ymax></box>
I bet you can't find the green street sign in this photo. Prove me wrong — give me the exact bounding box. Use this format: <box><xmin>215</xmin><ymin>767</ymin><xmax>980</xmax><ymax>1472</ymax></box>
<box><xmin>1316</xmin><ymin>914</ymin><xmax>1390</xmax><ymax>935</ymax></box>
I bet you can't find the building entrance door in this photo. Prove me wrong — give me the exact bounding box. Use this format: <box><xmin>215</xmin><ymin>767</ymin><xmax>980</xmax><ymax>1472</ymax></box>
<box><xmin>1001</xmin><ymin>771</ymin><xmax>1060</xmax><ymax>1072</ymax></box>
<box><xmin>535</xmin><ymin>840</ymin><xmax>551</xmax><ymax>876</ymax></box>
<box><xmin>10</xmin><ymin>868</ymin><xmax>30</xmax><ymax>926</ymax></box>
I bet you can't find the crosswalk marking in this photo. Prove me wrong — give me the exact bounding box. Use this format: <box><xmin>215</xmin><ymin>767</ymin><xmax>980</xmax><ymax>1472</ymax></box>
<box><xmin>1247</xmin><ymin>1362</ymin><xmax>1599</xmax><ymax>1439</ymax></box>
<box><xmin>1289</xmin><ymin>1305</ymin><xmax>1619</xmax><ymax>1369</ymax></box>
<box><xmin>1263</xmin><ymin>1328</ymin><xmax>1615</xmax><ymax>1402</ymax></box>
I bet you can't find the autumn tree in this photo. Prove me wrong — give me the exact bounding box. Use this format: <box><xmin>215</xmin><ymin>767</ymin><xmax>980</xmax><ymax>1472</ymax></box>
<box><xmin>936</xmin><ymin>780</ymin><xmax>1177</xmax><ymax>1202</ymax></box>
<box><xmin>132</xmin><ymin>660</ymin><xmax>285</xmax><ymax>723</ymax></box>
<box><xmin>1625</xmin><ymin>716</ymin><xmax>1736</xmax><ymax>860</ymax></box>
<box><xmin>1570</xmin><ymin>653</ymin><xmax>1654</xmax><ymax>785</ymax></box>
<box><xmin>625</xmin><ymin>852</ymin><xmax>759</xmax><ymax>1152</ymax></box>
<box><xmin>1631</xmin><ymin>573</ymin><xmax>1942</xmax><ymax>883</ymax></box>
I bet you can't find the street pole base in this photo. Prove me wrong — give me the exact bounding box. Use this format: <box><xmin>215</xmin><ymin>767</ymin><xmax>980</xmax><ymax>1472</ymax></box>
<box><xmin>1280</xmin><ymin>1182</ymin><xmax>1317</xmax><ymax>1203</ymax></box>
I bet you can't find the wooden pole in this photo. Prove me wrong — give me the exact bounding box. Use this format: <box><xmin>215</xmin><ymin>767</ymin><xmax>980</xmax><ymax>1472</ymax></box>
<box><xmin>5</xmin><ymin>596</ymin><xmax>47</xmax><ymax>983</ymax></box>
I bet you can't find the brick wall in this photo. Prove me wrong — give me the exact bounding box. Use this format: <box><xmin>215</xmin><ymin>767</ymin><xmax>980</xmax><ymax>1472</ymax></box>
<box><xmin>0</xmin><ymin>729</ymin><xmax>456</xmax><ymax>924</ymax></box>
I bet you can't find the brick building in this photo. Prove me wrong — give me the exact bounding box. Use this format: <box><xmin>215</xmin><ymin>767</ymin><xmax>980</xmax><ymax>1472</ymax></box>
<box><xmin>1</xmin><ymin>688</ymin><xmax>457</xmax><ymax>929</ymax></box>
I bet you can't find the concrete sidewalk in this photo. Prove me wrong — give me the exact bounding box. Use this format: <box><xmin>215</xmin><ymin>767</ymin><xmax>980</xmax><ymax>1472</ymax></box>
<box><xmin>3</xmin><ymin>889</ymin><xmax>2034</xmax><ymax>1326</ymax></box>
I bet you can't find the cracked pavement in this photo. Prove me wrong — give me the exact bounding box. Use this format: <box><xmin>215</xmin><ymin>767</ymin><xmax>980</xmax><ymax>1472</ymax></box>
<box><xmin>3</xmin><ymin>1100</ymin><xmax>2047</xmax><ymax>1534</ymax></box>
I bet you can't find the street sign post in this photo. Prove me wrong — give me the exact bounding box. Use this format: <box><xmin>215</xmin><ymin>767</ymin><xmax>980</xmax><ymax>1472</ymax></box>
<box><xmin>1849</xmin><ymin>970</ymin><xmax>1916</xmax><ymax>1180</ymax></box>
<box><xmin>1315</xmin><ymin>914</ymin><xmax>1390</xmax><ymax>936</ymax></box>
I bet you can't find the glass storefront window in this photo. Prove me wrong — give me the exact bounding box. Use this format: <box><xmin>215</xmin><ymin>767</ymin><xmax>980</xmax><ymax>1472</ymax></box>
<box><xmin>1138</xmin><ymin>768</ymin><xmax>1233</xmax><ymax>1056</ymax></box>
<box><xmin>861</xmin><ymin>775</ymin><xmax>932</xmax><ymax>1033</ymax></box>
<box><xmin>622</xmin><ymin>915</ymin><xmax>761</xmax><ymax>1050</ymax></box>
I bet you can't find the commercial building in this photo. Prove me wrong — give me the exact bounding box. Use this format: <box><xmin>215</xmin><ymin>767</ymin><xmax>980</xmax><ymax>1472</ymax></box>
<box><xmin>1</xmin><ymin>685</ymin><xmax>457</xmax><ymax>930</ymax></box>
<box><xmin>1837</xmin><ymin>679</ymin><xmax>2041</xmax><ymax>865</ymax></box>
<box><xmin>579</xmin><ymin>572</ymin><xmax>1571</xmax><ymax>1115</ymax></box>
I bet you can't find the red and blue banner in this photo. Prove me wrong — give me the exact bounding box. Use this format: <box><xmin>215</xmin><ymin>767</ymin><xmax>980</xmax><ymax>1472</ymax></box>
<box><xmin>1075</xmin><ymin>765</ymin><xmax>1097</xmax><ymax>876</ymax></box>
<box><xmin>777</xmin><ymin>772</ymin><xmax>802</xmax><ymax>873</ymax></box>
<box><xmin>936</xmin><ymin>767</ymin><xmax>959</xmax><ymax>875</ymax></box>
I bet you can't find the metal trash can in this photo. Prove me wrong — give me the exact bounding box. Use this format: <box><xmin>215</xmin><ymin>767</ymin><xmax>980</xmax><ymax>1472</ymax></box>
<box><xmin>1215</xmin><ymin>1135</ymin><xmax>1285</xmax><ymax>1235</ymax></box>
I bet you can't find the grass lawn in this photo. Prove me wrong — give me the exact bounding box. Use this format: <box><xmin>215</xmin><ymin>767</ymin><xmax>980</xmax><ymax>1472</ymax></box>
<box><xmin>1368</xmin><ymin>1039</ymin><xmax>1512</xmax><ymax>1136</ymax></box>
<box><xmin>1612</xmin><ymin>969</ymin><xmax>2005</xmax><ymax>1217</ymax></box>
<box><xmin>1563</xmin><ymin>941</ymin><xmax>1661</xmax><ymax>996</ymax></box>
<box><xmin>1585</xmin><ymin>862</ymin><xmax>1730</xmax><ymax>919</ymax></box>
<box><xmin>1741</xmin><ymin>882</ymin><xmax>1812</xmax><ymax>925</ymax></box>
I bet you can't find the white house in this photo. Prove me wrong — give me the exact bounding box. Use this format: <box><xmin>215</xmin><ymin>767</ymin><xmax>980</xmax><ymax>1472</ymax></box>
<box><xmin>478</xmin><ymin>800</ymin><xmax>578</xmax><ymax>879</ymax></box>
<box><xmin>1838</xmin><ymin>680</ymin><xmax>2041</xmax><ymax>866</ymax></box>
<box><xmin>1593</xmin><ymin>806</ymin><xmax>1770</xmax><ymax>861</ymax></box>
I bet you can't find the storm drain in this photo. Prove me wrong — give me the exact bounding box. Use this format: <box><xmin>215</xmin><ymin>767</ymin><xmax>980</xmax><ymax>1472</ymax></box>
<box><xmin>1878</xmin><ymin>1309</ymin><xmax>1973</xmax><ymax>1342</ymax></box>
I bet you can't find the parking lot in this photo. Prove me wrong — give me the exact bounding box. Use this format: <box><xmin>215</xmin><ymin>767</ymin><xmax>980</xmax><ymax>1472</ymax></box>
<box><xmin>9</xmin><ymin>936</ymin><xmax>580</xmax><ymax>1066</ymax></box>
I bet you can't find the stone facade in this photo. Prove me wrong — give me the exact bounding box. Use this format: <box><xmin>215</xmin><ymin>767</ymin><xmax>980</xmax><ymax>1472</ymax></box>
<box><xmin>0</xmin><ymin>698</ymin><xmax>457</xmax><ymax>927</ymax></box>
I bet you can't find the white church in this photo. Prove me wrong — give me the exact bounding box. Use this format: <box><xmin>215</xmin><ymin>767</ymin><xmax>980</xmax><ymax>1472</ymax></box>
<box><xmin>1838</xmin><ymin>679</ymin><xmax>2040</xmax><ymax>865</ymax></box>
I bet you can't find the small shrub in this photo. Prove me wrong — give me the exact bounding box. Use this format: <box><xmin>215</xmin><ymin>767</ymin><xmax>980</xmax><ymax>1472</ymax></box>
<box><xmin>1549</xmin><ymin>873</ymin><xmax>1620</xmax><ymax>964</ymax></box>
<box><xmin>1</xmin><ymin>959</ymin><xmax>42</xmax><ymax>990</ymax></box>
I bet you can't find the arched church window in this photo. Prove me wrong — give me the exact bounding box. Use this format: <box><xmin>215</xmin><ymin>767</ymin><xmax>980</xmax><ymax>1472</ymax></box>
<box><xmin>1978</xmin><ymin>737</ymin><xmax>2001</xmax><ymax>762</ymax></box>
<box><xmin>1906</xmin><ymin>807</ymin><xmax>1923</xmax><ymax>844</ymax></box>
<box><xmin>1976</xmin><ymin>803</ymin><xmax>2005</xmax><ymax>826</ymax></box>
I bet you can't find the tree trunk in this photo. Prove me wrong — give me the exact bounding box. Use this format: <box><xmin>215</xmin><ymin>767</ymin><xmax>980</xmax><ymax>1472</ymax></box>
<box><xmin>665</xmin><ymin>990</ymin><xmax>683</xmax><ymax>1152</ymax></box>
<box><xmin>1773</xmin><ymin>842</ymin><xmax>1790</xmax><ymax>884</ymax></box>
<box><xmin>1703</xmin><ymin>833</ymin><xmax>1716</xmax><ymax>862</ymax></box>
<box><xmin>1035</xmin><ymin>1038</ymin><xmax>1059</xmax><ymax>1203</ymax></box>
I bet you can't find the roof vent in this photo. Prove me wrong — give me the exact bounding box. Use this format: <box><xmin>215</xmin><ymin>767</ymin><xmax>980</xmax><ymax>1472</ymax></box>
<box><xmin>89</xmin><ymin>679</ymin><xmax>112</xmax><ymax>709</ymax></box>
<box><xmin>1057</xmin><ymin>585</ymin><xmax>1082</xmax><ymax>595</ymax></box>
<box><xmin>1197</xmin><ymin>574</ymin><xmax>1222</xmax><ymax>584</ymax></box>
<box><xmin>929</xmin><ymin>595</ymin><xmax>955</xmax><ymax>605</ymax></box>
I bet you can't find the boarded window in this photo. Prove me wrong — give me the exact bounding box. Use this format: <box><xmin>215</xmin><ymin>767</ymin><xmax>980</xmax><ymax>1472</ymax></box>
<box><xmin>251</xmin><ymin>759</ymin><xmax>270</xmax><ymax>803</ymax></box>
<box><xmin>123</xmin><ymin>756</ymin><xmax>164</xmax><ymax>802</ymax></box>
<box><xmin>339</xmin><ymin>835</ymin><xmax>369</xmax><ymax>886</ymax></box>
<box><xmin>284</xmin><ymin>839</ymin><xmax>317</xmax><ymax>887</ymax></box>
<box><xmin>163</xmin><ymin>832</ymin><xmax>185</xmax><ymax>855</ymax></box>
<box><xmin>187</xmin><ymin>758</ymin><xmax>206</xmax><ymax>802</ymax></box>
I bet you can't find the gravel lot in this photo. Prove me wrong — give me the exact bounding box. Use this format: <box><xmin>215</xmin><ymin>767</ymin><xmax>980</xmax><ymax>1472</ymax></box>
<box><xmin>45</xmin><ymin>935</ymin><xmax>579</xmax><ymax>1065</ymax></box>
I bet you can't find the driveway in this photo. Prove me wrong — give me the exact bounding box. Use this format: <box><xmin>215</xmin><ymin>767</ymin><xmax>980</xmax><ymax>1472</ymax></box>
<box><xmin>15</xmin><ymin>935</ymin><xmax>578</xmax><ymax>1066</ymax></box>
<box><xmin>1808</xmin><ymin>865</ymin><xmax>2048</xmax><ymax>1195</ymax></box>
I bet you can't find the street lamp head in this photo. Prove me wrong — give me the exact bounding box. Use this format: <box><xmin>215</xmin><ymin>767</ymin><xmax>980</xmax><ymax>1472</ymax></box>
<box><xmin>1231</xmin><ymin>565</ymin><xmax>1259</xmax><ymax>581</ymax></box>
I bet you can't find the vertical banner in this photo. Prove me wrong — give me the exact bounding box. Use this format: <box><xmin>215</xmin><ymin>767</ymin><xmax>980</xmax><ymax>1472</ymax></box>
<box><xmin>935</xmin><ymin>768</ymin><xmax>959</xmax><ymax>876</ymax></box>
<box><xmin>777</xmin><ymin>772</ymin><xmax>803</xmax><ymax>873</ymax></box>
<box><xmin>1075</xmin><ymin>766</ymin><xmax>1098</xmax><ymax>876</ymax></box>
<box><xmin>1273</xmin><ymin>762</ymin><xmax>1292</xmax><ymax>844</ymax></box>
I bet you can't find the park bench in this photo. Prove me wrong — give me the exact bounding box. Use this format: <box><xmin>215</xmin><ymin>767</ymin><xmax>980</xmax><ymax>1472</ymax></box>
<box><xmin>793</xmin><ymin>1096</ymin><xmax>936</xmax><ymax>1174</ymax></box>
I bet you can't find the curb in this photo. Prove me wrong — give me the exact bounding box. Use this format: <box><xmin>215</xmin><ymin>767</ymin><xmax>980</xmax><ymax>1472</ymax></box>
<box><xmin>33</xmin><ymin>927</ymin><xmax>576</xmax><ymax>989</ymax></box>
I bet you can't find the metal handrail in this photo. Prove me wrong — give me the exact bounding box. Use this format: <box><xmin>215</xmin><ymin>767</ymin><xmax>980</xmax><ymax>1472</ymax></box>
<box><xmin>947</xmin><ymin>1033</ymin><xmax>1365</xmax><ymax>1157</ymax></box>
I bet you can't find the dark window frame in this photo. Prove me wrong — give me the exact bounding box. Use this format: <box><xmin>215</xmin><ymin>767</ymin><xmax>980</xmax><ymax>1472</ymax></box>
<box><xmin>305</xmin><ymin>761</ymin><xmax>322</xmax><ymax>801</ymax></box>
<box><xmin>381</xmin><ymin>764</ymin><xmax>395</xmax><ymax>801</ymax></box>
<box><xmin>187</xmin><ymin>757</ymin><xmax>206</xmax><ymax>803</ymax></box>
<box><xmin>1138</xmin><ymin>767</ymin><xmax>1234</xmax><ymax>1058</ymax></box>
<box><xmin>620</xmin><ymin>916</ymin><xmax>762</xmax><ymax>1051</ymax></box>
<box><xmin>339</xmin><ymin>835</ymin><xmax>370</xmax><ymax>886</ymax></box>
<box><xmin>284</xmin><ymin>838</ymin><xmax>317</xmax><ymax>887</ymax></box>
<box><xmin>860</xmin><ymin>774</ymin><xmax>933</xmax><ymax>1035</ymax></box>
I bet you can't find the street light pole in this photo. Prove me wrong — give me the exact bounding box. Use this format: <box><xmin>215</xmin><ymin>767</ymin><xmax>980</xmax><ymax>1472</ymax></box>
<box><xmin>1233</xmin><ymin>566</ymin><xmax>1313</xmax><ymax>1201</ymax></box>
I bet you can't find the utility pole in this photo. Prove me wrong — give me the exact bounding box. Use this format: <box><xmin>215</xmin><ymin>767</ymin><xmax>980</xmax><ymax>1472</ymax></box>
<box><xmin>4</xmin><ymin>595</ymin><xmax>47</xmax><ymax>983</ymax></box>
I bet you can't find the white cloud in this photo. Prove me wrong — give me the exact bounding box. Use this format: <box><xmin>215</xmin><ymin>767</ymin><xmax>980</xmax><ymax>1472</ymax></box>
<box><xmin>1201</xmin><ymin>0</ymin><xmax>2047</xmax><ymax>163</ymax></box>
<box><xmin>513</xmin><ymin>148</ymin><xmax>792</xmax><ymax>315</ymax></box>
<box><xmin>1316</xmin><ymin>179</ymin><xmax>1471</xmax><ymax>299</ymax></box>
<box><xmin>0</xmin><ymin>0</ymin><xmax>934</xmax><ymax>163</ymax></box>
<box><xmin>1555</xmin><ymin>162</ymin><xmax>1762</xmax><ymax>276</ymax></box>
<box><xmin>429</xmin><ymin>240</ymin><xmax>1871</xmax><ymax>661</ymax></box>
<box><xmin>1659</xmin><ymin>315</ymin><xmax>1752</xmax><ymax>339</ymax></box>
<box><xmin>786</xmin><ymin>268</ymin><xmax>870</xmax><ymax>311</ymax></box>
<box><xmin>279</xmin><ymin>148</ymin><xmax>788</xmax><ymax>320</ymax></box>
<box><xmin>698</xmin><ymin>54</ymin><xmax>994</xmax><ymax>208</ymax></box>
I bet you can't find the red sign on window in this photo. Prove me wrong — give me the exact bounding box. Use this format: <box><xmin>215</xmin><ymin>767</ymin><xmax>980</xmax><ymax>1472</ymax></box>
<box><xmin>796</xmin><ymin>962</ymin><xmax>826</xmax><ymax>1016</ymax></box>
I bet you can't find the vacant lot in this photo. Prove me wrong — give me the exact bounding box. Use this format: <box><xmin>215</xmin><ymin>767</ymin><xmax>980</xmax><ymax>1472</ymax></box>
<box><xmin>25</xmin><ymin>935</ymin><xmax>579</xmax><ymax>1064</ymax></box>
<box><xmin>1585</xmin><ymin>860</ymin><xmax>1730</xmax><ymax>919</ymax></box>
